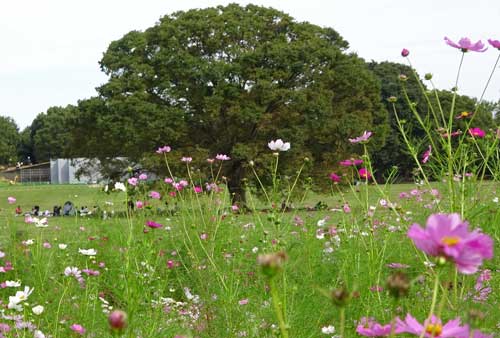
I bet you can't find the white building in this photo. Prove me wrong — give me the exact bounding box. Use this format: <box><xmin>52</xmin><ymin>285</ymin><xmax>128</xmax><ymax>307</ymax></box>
<box><xmin>50</xmin><ymin>158</ymin><xmax>102</xmax><ymax>184</ymax></box>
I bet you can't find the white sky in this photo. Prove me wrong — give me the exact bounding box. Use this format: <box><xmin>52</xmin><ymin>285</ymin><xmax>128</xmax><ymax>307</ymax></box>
<box><xmin>1</xmin><ymin>0</ymin><xmax>499</xmax><ymax>129</ymax></box>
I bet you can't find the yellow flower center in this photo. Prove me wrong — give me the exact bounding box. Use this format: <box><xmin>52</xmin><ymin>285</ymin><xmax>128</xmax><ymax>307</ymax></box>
<box><xmin>460</xmin><ymin>111</ymin><xmax>469</xmax><ymax>117</ymax></box>
<box><xmin>425</xmin><ymin>323</ymin><xmax>442</xmax><ymax>336</ymax></box>
<box><xmin>442</xmin><ymin>236</ymin><xmax>460</xmax><ymax>246</ymax></box>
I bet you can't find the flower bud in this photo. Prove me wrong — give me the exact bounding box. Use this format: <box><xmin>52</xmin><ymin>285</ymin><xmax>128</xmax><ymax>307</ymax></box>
<box><xmin>331</xmin><ymin>287</ymin><xmax>351</xmax><ymax>307</ymax></box>
<box><xmin>424</xmin><ymin>73</ymin><xmax>433</xmax><ymax>80</ymax></box>
<box><xmin>249</xmin><ymin>160</ymin><xmax>255</xmax><ymax>167</ymax></box>
<box><xmin>257</xmin><ymin>252</ymin><xmax>288</xmax><ymax>278</ymax></box>
<box><xmin>108</xmin><ymin>310</ymin><xmax>127</xmax><ymax>330</ymax></box>
<box><xmin>386</xmin><ymin>272</ymin><xmax>410</xmax><ymax>298</ymax></box>
<box><xmin>387</xmin><ymin>96</ymin><xmax>397</xmax><ymax>103</ymax></box>
<box><xmin>399</xmin><ymin>74</ymin><xmax>408</xmax><ymax>81</ymax></box>
<box><xmin>401</xmin><ymin>48</ymin><xmax>409</xmax><ymax>57</ymax></box>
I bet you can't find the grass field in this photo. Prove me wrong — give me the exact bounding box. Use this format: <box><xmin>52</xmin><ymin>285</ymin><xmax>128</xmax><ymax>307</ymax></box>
<box><xmin>0</xmin><ymin>180</ymin><xmax>498</xmax><ymax>337</ymax></box>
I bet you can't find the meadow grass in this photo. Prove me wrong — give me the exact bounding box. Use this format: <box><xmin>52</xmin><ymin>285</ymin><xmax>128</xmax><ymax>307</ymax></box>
<box><xmin>0</xmin><ymin>181</ymin><xmax>498</xmax><ymax>337</ymax></box>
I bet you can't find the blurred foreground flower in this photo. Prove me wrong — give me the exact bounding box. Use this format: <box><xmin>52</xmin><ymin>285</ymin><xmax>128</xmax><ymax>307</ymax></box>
<box><xmin>407</xmin><ymin>213</ymin><xmax>493</xmax><ymax>274</ymax></box>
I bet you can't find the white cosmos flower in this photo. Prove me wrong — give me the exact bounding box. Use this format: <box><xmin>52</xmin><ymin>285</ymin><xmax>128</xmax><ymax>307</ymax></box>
<box><xmin>34</xmin><ymin>330</ymin><xmax>46</xmax><ymax>338</ymax></box>
<box><xmin>5</xmin><ymin>280</ymin><xmax>21</xmax><ymax>287</ymax></box>
<box><xmin>79</xmin><ymin>248</ymin><xmax>97</xmax><ymax>256</ymax></box>
<box><xmin>8</xmin><ymin>286</ymin><xmax>34</xmax><ymax>311</ymax></box>
<box><xmin>34</xmin><ymin>218</ymin><xmax>48</xmax><ymax>228</ymax></box>
<box><xmin>32</xmin><ymin>305</ymin><xmax>44</xmax><ymax>315</ymax></box>
<box><xmin>64</xmin><ymin>266</ymin><xmax>82</xmax><ymax>278</ymax></box>
<box><xmin>268</xmin><ymin>139</ymin><xmax>290</xmax><ymax>152</ymax></box>
<box><xmin>321</xmin><ymin>325</ymin><xmax>335</xmax><ymax>334</ymax></box>
<box><xmin>114</xmin><ymin>182</ymin><xmax>126</xmax><ymax>192</ymax></box>
<box><xmin>58</xmin><ymin>244</ymin><xmax>67</xmax><ymax>250</ymax></box>
<box><xmin>25</xmin><ymin>239</ymin><xmax>35</xmax><ymax>246</ymax></box>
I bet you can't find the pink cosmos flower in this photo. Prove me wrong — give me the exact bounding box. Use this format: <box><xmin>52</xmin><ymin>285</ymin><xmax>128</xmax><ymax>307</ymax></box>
<box><xmin>146</xmin><ymin>220</ymin><xmax>163</xmax><ymax>229</ymax></box>
<box><xmin>149</xmin><ymin>191</ymin><xmax>161</xmax><ymax>199</ymax></box>
<box><xmin>136</xmin><ymin>201</ymin><xmax>144</xmax><ymax>209</ymax></box>
<box><xmin>468</xmin><ymin>330</ymin><xmax>494</xmax><ymax>338</ymax></box>
<box><xmin>444</xmin><ymin>37</ymin><xmax>487</xmax><ymax>52</ymax></box>
<box><xmin>156</xmin><ymin>145</ymin><xmax>171</xmax><ymax>154</ymax></box>
<box><xmin>468</xmin><ymin>128</ymin><xmax>486</xmax><ymax>138</ymax></box>
<box><xmin>422</xmin><ymin>145</ymin><xmax>432</xmax><ymax>164</ymax></box>
<box><xmin>359</xmin><ymin>168</ymin><xmax>371</xmax><ymax>180</ymax></box>
<box><xmin>487</xmin><ymin>39</ymin><xmax>500</xmax><ymax>50</ymax></box>
<box><xmin>386</xmin><ymin>263</ymin><xmax>410</xmax><ymax>269</ymax></box>
<box><xmin>127</xmin><ymin>177</ymin><xmax>138</xmax><ymax>186</ymax></box>
<box><xmin>401</xmin><ymin>48</ymin><xmax>409</xmax><ymax>57</ymax></box>
<box><xmin>181</xmin><ymin>157</ymin><xmax>192</xmax><ymax>163</ymax></box>
<box><xmin>349</xmin><ymin>131</ymin><xmax>373</xmax><ymax>144</ymax></box>
<box><xmin>339</xmin><ymin>159</ymin><xmax>363</xmax><ymax>166</ymax></box>
<box><xmin>164</xmin><ymin>177</ymin><xmax>173</xmax><ymax>184</ymax></box>
<box><xmin>343</xmin><ymin>203</ymin><xmax>351</xmax><ymax>213</ymax></box>
<box><xmin>206</xmin><ymin>158</ymin><xmax>215</xmax><ymax>163</ymax></box>
<box><xmin>70</xmin><ymin>324</ymin><xmax>86</xmax><ymax>335</ymax></box>
<box><xmin>329</xmin><ymin>173</ymin><xmax>341</xmax><ymax>183</ymax></box>
<box><xmin>396</xmin><ymin>314</ymin><xmax>468</xmax><ymax>337</ymax></box>
<box><xmin>407</xmin><ymin>213</ymin><xmax>493</xmax><ymax>274</ymax></box>
<box><xmin>356</xmin><ymin>317</ymin><xmax>402</xmax><ymax>336</ymax></box>
<box><xmin>138</xmin><ymin>173</ymin><xmax>148</xmax><ymax>180</ymax></box>
<box><xmin>7</xmin><ymin>197</ymin><xmax>16</xmax><ymax>204</ymax></box>
<box><xmin>215</xmin><ymin>154</ymin><xmax>231</xmax><ymax>161</ymax></box>
<box><xmin>193</xmin><ymin>186</ymin><xmax>203</xmax><ymax>193</ymax></box>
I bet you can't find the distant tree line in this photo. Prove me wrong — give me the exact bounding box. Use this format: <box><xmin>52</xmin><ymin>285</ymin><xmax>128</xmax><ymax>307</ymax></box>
<box><xmin>2</xmin><ymin>4</ymin><xmax>498</xmax><ymax>201</ymax></box>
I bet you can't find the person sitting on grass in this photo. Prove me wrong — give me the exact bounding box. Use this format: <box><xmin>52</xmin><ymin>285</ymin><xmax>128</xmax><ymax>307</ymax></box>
<box><xmin>15</xmin><ymin>205</ymin><xmax>22</xmax><ymax>216</ymax></box>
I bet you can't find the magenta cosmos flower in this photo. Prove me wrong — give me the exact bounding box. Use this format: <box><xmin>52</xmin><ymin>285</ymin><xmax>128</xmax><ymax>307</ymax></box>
<box><xmin>329</xmin><ymin>173</ymin><xmax>341</xmax><ymax>183</ymax></box>
<box><xmin>444</xmin><ymin>37</ymin><xmax>487</xmax><ymax>52</ymax></box>
<box><xmin>488</xmin><ymin>39</ymin><xmax>500</xmax><ymax>50</ymax></box>
<box><xmin>70</xmin><ymin>324</ymin><xmax>86</xmax><ymax>335</ymax></box>
<box><xmin>358</xmin><ymin>168</ymin><xmax>371</xmax><ymax>180</ymax></box>
<box><xmin>422</xmin><ymin>145</ymin><xmax>432</xmax><ymax>164</ymax></box>
<box><xmin>349</xmin><ymin>131</ymin><xmax>373</xmax><ymax>144</ymax></box>
<box><xmin>401</xmin><ymin>48</ymin><xmax>409</xmax><ymax>57</ymax></box>
<box><xmin>396</xmin><ymin>314</ymin><xmax>468</xmax><ymax>337</ymax></box>
<box><xmin>407</xmin><ymin>213</ymin><xmax>493</xmax><ymax>274</ymax></box>
<box><xmin>339</xmin><ymin>159</ymin><xmax>363</xmax><ymax>166</ymax></box>
<box><xmin>468</xmin><ymin>128</ymin><xmax>486</xmax><ymax>138</ymax></box>
<box><xmin>356</xmin><ymin>317</ymin><xmax>403</xmax><ymax>336</ymax></box>
<box><xmin>146</xmin><ymin>220</ymin><xmax>163</xmax><ymax>228</ymax></box>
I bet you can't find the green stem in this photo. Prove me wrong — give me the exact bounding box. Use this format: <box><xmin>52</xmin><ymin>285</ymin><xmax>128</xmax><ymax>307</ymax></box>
<box><xmin>270</xmin><ymin>278</ymin><xmax>289</xmax><ymax>338</ymax></box>
<box><xmin>419</xmin><ymin>271</ymin><xmax>440</xmax><ymax>338</ymax></box>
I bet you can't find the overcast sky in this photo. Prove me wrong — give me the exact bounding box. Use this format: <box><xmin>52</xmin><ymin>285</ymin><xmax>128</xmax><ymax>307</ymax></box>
<box><xmin>1</xmin><ymin>0</ymin><xmax>499</xmax><ymax>129</ymax></box>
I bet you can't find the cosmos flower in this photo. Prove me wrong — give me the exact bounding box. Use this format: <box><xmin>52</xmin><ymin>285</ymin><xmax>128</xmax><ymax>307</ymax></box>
<box><xmin>70</xmin><ymin>324</ymin><xmax>86</xmax><ymax>335</ymax></box>
<box><xmin>396</xmin><ymin>314</ymin><xmax>468</xmax><ymax>337</ymax></box>
<box><xmin>215</xmin><ymin>154</ymin><xmax>231</xmax><ymax>161</ymax></box>
<box><xmin>356</xmin><ymin>317</ymin><xmax>402</xmax><ymax>336</ymax></box>
<box><xmin>339</xmin><ymin>159</ymin><xmax>363</xmax><ymax>166</ymax></box>
<box><xmin>156</xmin><ymin>145</ymin><xmax>171</xmax><ymax>154</ymax></box>
<box><xmin>349</xmin><ymin>131</ymin><xmax>373</xmax><ymax>144</ymax></box>
<box><xmin>181</xmin><ymin>157</ymin><xmax>192</xmax><ymax>163</ymax></box>
<box><xmin>444</xmin><ymin>37</ymin><xmax>487</xmax><ymax>52</ymax></box>
<box><xmin>268</xmin><ymin>139</ymin><xmax>290</xmax><ymax>151</ymax></box>
<box><xmin>7</xmin><ymin>197</ymin><xmax>16</xmax><ymax>204</ymax></box>
<box><xmin>401</xmin><ymin>48</ymin><xmax>409</xmax><ymax>57</ymax></box>
<box><xmin>114</xmin><ymin>182</ymin><xmax>126</xmax><ymax>192</ymax></box>
<box><xmin>407</xmin><ymin>213</ymin><xmax>493</xmax><ymax>274</ymax></box>
<box><xmin>487</xmin><ymin>39</ymin><xmax>500</xmax><ymax>50</ymax></box>
<box><xmin>455</xmin><ymin>111</ymin><xmax>474</xmax><ymax>119</ymax></box>
<box><xmin>468</xmin><ymin>128</ymin><xmax>486</xmax><ymax>138</ymax></box>
<box><xmin>149</xmin><ymin>191</ymin><xmax>161</xmax><ymax>199</ymax></box>
<box><xmin>329</xmin><ymin>173</ymin><xmax>341</xmax><ymax>183</ymax></box>
<box><xmin>78</xmin><ymin>248</ymin><xmax>97</xmax><ymax>256</ymax></box>
<box><xmin>359</xmin><ymin>168</ymin><xmax>372</xmax><ymax>180</ymax></box>
<box><xmin>146</xmin><ymin>220</ymin><xmax>163</xmax><ymax>229</ymax></box>
<box><xmin>127</xmin><ymin>177</ymin><xmax>138</xmax><ymax>186</ymax></box>
<box><xmin>422</xmin><ymin>145</ymin><xmax>432</xmax><ymax>164</ymax></box>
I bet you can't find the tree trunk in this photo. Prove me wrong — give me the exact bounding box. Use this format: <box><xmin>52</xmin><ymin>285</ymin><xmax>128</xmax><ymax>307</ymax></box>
<box><xmin>227</xmin><ymin>161</ymin><xmax>246</xmax><ymax>207</ymax></box>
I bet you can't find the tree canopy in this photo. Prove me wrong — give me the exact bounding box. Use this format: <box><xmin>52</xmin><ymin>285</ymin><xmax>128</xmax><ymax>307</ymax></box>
<box><xmin>0</xmin><ymin>116</ymin><xmax>20</xmax><ymax>165</ymax></box>
<box><xmin>67</xmin><ymin>3</ymin><xmax>389</xmax><ymax>202</ymax></box>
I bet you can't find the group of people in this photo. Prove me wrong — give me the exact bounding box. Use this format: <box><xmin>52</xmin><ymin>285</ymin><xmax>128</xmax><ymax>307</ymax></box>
<box><xmin>14</xmin><ymin>203</ymin><xmax>95</xmax><ymax>217</ymax></box>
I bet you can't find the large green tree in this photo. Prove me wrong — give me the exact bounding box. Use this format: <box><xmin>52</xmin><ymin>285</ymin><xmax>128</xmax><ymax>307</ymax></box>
<box><xmin>69</xmin><ymin>4</ymin><xmax>388</xmax><ymax>202</ymax></box>
<box><xmin>29</xmin><ymin>106</ymin><xmax>74</xmax><ymax>162</ymax></box>
<box><xmin>0</xmin><ymin>116</ymin><xmax>20</xmax><ymax>165</ymax></box>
